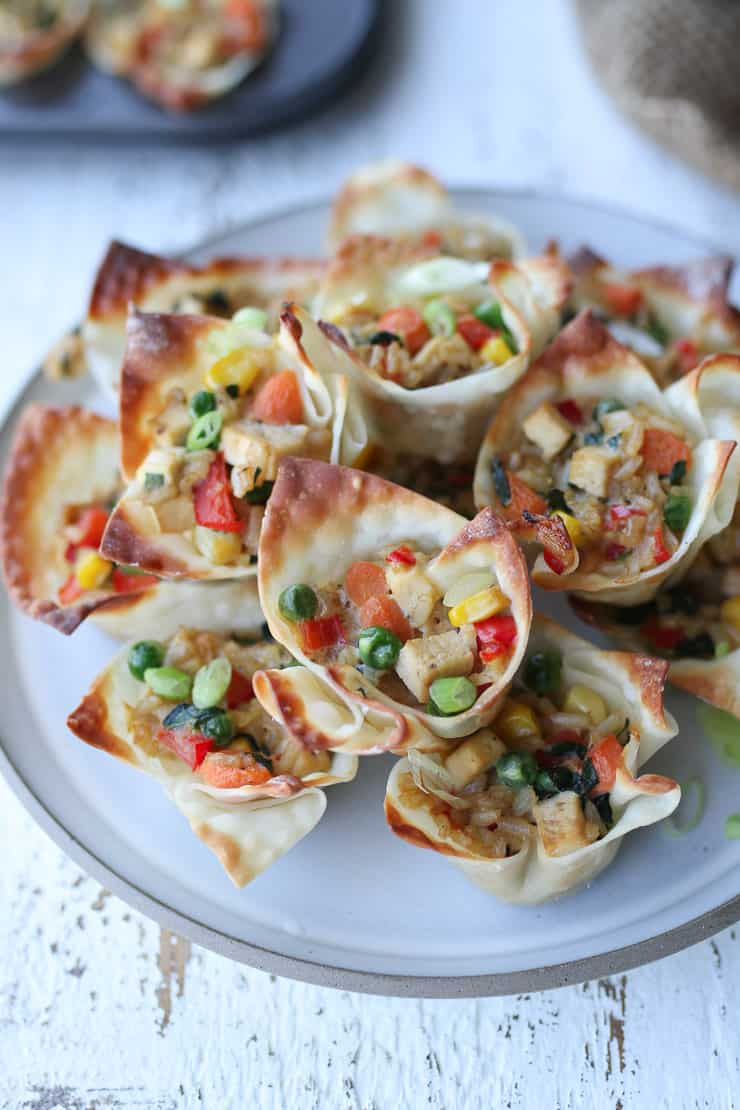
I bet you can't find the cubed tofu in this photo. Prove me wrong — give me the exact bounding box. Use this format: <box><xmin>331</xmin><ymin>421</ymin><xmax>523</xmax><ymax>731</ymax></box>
<box><xmin>533</xmin><ymin>791</ymin><xmax>600</xmax><ymax>857</ymax></box>
<box><xmin>444</xmin><ymin>731</ymin><xmax>507</xmax><ymax>789</ymax></box>
<box><xmin>386</xmin><ymin>564</ymin><xmax>441</xmax><ymax>627</ymax></box>
<box><xmin>193</xmin><ymin>525</ymin><xmax>243</xmax><ymax>565</ymax></box>
<box><xmin>137</xmin><ymin>449</ymin><xmax>184</xmax><ymax>504</ymax></box>
<box><xmin>222</xmin><ymin>422</ymin><xmax>331</xmax><ymax>489</ymax></box>
<box><xmin>153</xmin><ymin>496</ymin><xmax>196</xmax><ymax>533</ymax></box>
<box><xmin>154</xmin><ymin>394</ymin><xmax>191</xmax><ymax>449</ymax></box>
<box><xmin>568</xmin><ymin>446</ymin><xmax>615</xmax><ymax>498</ymax></box>
<box><xmin>396</xmin><ymin>625</ymin><xmax>476</xmax><ymax>703</ymax></box>
<box><xmin>523</xmin><ymin>402</ymin><xmax>573</xmax><ymax>460</ymax></box>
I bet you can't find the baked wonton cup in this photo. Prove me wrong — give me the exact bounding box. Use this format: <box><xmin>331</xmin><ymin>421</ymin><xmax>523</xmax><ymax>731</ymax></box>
<box><xmin>474</xmin><ymin>311</ymin><xmax>740</xmax><ymax>606</ymax></box>
<box><xmin>67</xmin><ymin>624</ymin><xmax>357</xmax><ymax>887</ymax></box>
<box><xmin>568</xmin><ymin>248</ymin><xmax>740</xmax><ymax>385</ymax></box>
<box><xmin>0</xmin><ymin>0</ymin><xmax>90</xmax><ymax>85</ymax></box>
<box><xmin>384</xmin><ymin>616</ymin><xmax>679</xmax><ymax>905</ymax></box>
<box><xmin>328</xmin><ymin>160</ymin><xmax>527</xmax><ymax>260</ymax></box>
<box><xmin>83</xmin><ymin>240</ymin><xmax>324</xmax><ymax>397</ymax></box>
<box><xmin>0</xmin><ymin>403</ymin><xmax>276</xmax><ymax>639</ymax></box>
<box><xmin>312</xmin><ymin>235</ymin><xmax>571</xmax><ymax>463</ymax></box>
<box><xmin>101</xmin><ymin>305</ymin><xmax>369</xmax><ymax>580</ymax></box>
<box><xmin>253</xmin><ymin>458</ymin><xmax>532</xmax><ymax>753</ymax></box>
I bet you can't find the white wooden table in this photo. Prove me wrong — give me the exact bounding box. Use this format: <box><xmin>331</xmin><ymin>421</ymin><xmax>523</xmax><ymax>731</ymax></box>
<box><xmin>1</xmin><ymin>3</ymin><xmax>739</xmax><ymax>1106</ymax></box>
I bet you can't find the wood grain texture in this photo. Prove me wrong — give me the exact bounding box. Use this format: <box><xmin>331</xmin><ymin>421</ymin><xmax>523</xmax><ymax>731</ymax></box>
<box><xmin>1</xmin><ymin>1</ymin><xmax>740</xmax><ymax>1106</ymax></box>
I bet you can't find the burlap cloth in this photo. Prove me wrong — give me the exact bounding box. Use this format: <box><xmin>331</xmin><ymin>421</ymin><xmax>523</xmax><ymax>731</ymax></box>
<box><xmin>576</xmin><ymin>0</ymin><xmax>740</xmax><ymax>190</ymax></box>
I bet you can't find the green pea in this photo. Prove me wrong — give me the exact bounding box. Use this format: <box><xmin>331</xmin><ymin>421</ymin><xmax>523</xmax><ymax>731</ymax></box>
<box><xmin>592</xmin><ymin>398</ymin><xmax>624</xmax><ymax>423</ymax></box>
<box><xmin>199</xmin><ymin>709</ymin><xmax>235</xmax><ymax>747</ymax></box>
<box><xmin>428</xmin><ymin>676</ymin><xmax>477</xmax><ymax>716</ymax></box>
<box><xmin>495</xmin><ymin>750</ymin><xmax>538</xmax><ymax>790</ymax></box>
<box><xmin>192</xmin><ymin>656</ymin><xmax>232</xmax><ymax>709</ymax></box>
<box><xmin>422</xmin><ymin>299</ymin><xmax>456</xmax><ymax>337</ymax></box>
<box><xmin>524</xmin><ymin>650</ymin><xmax>562</xmax><ymax>695</ymax></box>
<box><xmin>358</xmin><ymin>626</ymin><xmax>402</xmax><ymax>670</ymax></box>
<box><xmin>474</xmin><ymin>300</ymin><xmax>518</xmax><ymax>351</ymax></box>
<box><xmin>144</xmin><ymin>666</ymin><xmax>193</xmax><ymax>701</ymax></box>
<box><xmin>189</xmin><ymin>389</ymin><xmax>217</xmax><ymax>419</ymax></box>
<box><xmin>279</xmin><ymin>584</ymin><xmax>318</xmax><ymax>622</ymax></box>
<box><xmin>232</xmin><ymin>306</ymin><xmax>268</xmax><ymax>331</ymax></box>
<box><xmin>664</xmin><ymin>493</ymin><xmax>692</xmax><ymax>534</ymax></box>
<box><xmin>128</xmin><ymin>640</ymin><xmax>164</xmax><ymax>681</ymax></box>
<box><xmin>187</xmin><ymin>410</ymin><xmax>222</xmax><ymax>451</ymax></box>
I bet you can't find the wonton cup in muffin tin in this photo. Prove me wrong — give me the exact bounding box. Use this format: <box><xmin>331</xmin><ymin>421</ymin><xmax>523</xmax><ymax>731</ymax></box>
<box><xmin>253</xmin><ymin>458</ymin><xmax>532</xmax><ymax>754</ymax></box>
<box><xmin>384</xmin><ymin>616</ymin><xmax>680</xmax><ymax>905</ymax></box>
<box><xmin>474</xmin><ymin>311</ymin><xmax>740</xmax><ymax>606</ymax></box>
<box><xmin>82</xmin><ymin>239</ymin><xmax>324</xmax><ymax>397</ymax></box>
<box><xmin>0</xmin><ymin>403</ymin><xmax>276</xmax><ymax>638</ymax></box>
<box><xmin>101</xmin><ymin>306</ymin><xmax>369</xmax><ymax>580</ymax></box>
<box><xmin>67</xmin><ymin>617</ymin><xmax>356</xmax><ymax>886</ymax></box>
<box><xmin>310</xmin><ymin>234</ymin><xmax>571</xmax><ymax>463</ymax></box>
<box><xmin>0</xmin><ymin>0</ymin><xmax>90</xmax><ymax>85</ymax></box>
<box><xmin>327</xmin><ymin>159</ymin><xmax>526</xmax><ymax>261</ymax></box>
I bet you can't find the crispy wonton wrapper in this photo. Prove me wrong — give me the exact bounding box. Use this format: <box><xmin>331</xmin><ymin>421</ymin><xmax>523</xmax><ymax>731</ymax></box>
<box><xmin>328</xmin><ymin>159</ymin><xmax>526</xmax><ymax>260</ymax></box>
<box><xmin>82</xmin><ymin>240</ymin><xmax>324</xmax><ymax>396</ymax></box>
<box><xmin>253</xmin><ymin>458</ymin><xmax>532</xmax><ymax>753</ymax></box>
<box><xmin>67</xmin><ymin>627</ymin><xmax>357</xmax><ymax>887</ymax></box>
<box><xmin>0</xmin><ymin>403</ymin><xmax>276</xmax><ymax>638</ymax></box>
<box><xmin>475</xmin><ymin>312</ymin><xmax>740</xmax><ymax>605</ymax></box>
<box><xmin>102</xmin><ymin>306</ymin><xmax>370</xmax><ymax>580</ymax></box>
<box><xmin>310</xmin><ymin>239</ymin><xmax>571</xmax><ymax>463</ymax></box>
<box><xmin>384</xmin><ymin>616</ymin><xmax>679</xmax><ymax>904</ymax></box>
<box><xmin>0</xmin><ymin>0</ymin><xmax>90</xmax><ymax>85</ymax></box>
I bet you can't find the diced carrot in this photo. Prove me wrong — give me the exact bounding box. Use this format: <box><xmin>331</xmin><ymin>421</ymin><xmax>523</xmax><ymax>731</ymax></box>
<box><xmin>58</xmin><ymin>572</ymin><xmax>83</xmax><ymax>606</ymax></box>
<box><xmin>250</xmin><ymin>370</ymin><xmax>304</xmax><ymax>424</ymax></box>
<box><xmin>602</xmin><ymin>282</ymin><xmax>643</xmax><ymax>317</ymax></box>
<box><xmin>588</xmin><ymin>734</ymin><xmax>623</xmax><ymax>794</ymax></box>
<box><xmin>301</xmin><ymin>616</ymin><xmax>345</xmax><ymax>652</ymax></box>
<box><xmin>495</xmin><ymin>471</ymin><xmax>547</xmax><ymax>521</ymax></box>
<box><xmin>345</xmin><ymin>561</ymin><xmax>387</xmax><ymax>606</ymax></box>
<box><xmin>377</xmin><ymin>307</ymin><xmax>430</xmax><ymax>355</ymax></box>
<box><xmin>359</xmin><ymin>595</ymin><xmax>413</xmax><ymax>642</ymax></box>
<box><xmin>641</xmin><ymin>428</ymin><xmax>692</xmax><ymax>476</ymax></box>
<box><xmin>199</xmin><ymin>754</ymin><xmax>272</xmax><ymax>789</ymax></box>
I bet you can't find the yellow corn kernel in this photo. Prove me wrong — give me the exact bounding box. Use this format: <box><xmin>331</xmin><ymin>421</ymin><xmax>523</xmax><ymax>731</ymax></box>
<box><xmin>480</xmin><ymin>336</ymin><xmax>514</xmax><ymax>366</ymax></box>
<box><xmin>193</xmin><ymin>525</ymin><xmax>243</xmax><ymax>565</ymax></box>
<box><xmin>562</xmin><ymin>683</ymin><xmax>608</xmax><ymax>725</ymax></box>
<box><xmin>495</xmin><ymin>700</ymin><xmax>541</xmax><ymax>744</ymax></box>
<box><xmin>204</xmin><ymin>349</ymin><xmax>262</xmax><ymax>394</ymax></box>
<box><xmin>720</xmin><ymin>596</ymin><xmax>740</xmax><ymax>631</ymax></box>
<box><xmin>448</xmin><ymin>586</ymin><xmax>508</xmax><ymax>627</ymax></box>
<box><xmin>75</xmin><ymin>551</ymin><xmax>112</xmax><ymax>590</ymax></box>
<box><xmin>552</xmin><ymin>510</ymin><xmax>584</xmax><ymax>547</ymax></box>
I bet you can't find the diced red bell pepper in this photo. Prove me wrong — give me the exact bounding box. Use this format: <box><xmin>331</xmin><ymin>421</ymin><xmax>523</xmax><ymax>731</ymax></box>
<box><xmin>72</xmin><ymin>506</ymin><xmax>109</xmax><ymax>550</ymax></box>
<box><xmin>652</xmin><ymin>527</ymin><xmax>671</xmax><ymax>566</ymax></box>
<box><xmin>300</xmin><ymin>615</ymin><xmax>346</xmax><ymax>652</ymax></box>
<box><xmin>457</xmin><ymin>314</ymin><xmax>496</xmax><ymax>351</ymax></box>
<box><xmin>386</xmin><ymin>545</ymin><xmax>416</xmax><ymax>567</ymax></box>
<box><xmin>193</xmin><ymin>452</ymin><xmax>242</xmax><ymax>533</ymax></box>
<box><xmin>156</xmin><ymin>727</ymin><xmax>213</xmax><ymax>771</ymax></box>
<box><xmin>479</xmin><ymin>643</ymin><xmax>509</xmax><ymax>664</ymax></box>
<box><xmin>58</xmin><ymin>572</ymin><xmax>83</xmax><ymax>605</ymax></box>
<box><xmin>556</xmin><ymin>399</ymin><xmax>583</xmax><ymax>425</ymax></box>
<box><xmin>544</xmin><ymin>548</ymin><xmax>566</xmax><ymax>575</ymax></box>
<box><xmin>226</xmin><ymin>669</ymin><xmax>254</xmax><ymax>709</ymax></box>
<box><xmin>475</xmin><ymin>615</ymin><xmax>517</xmax><ymax>650</ymax></box>
<box><xmin>588</xmin><ymin>733</ymin><xmax>623</xmax><ymax>794</ymax></box>
<box><xmin>608</xmin><ymin>504</ymin><xmax>647</xmax><ymax>526</ymax></box>
<box><xmin>377</xmin><ymin>307</ymin><xmax>430</xmax><ymax>355</ymax></box>
<box><xmin>602</xmin><ymin>282</ymin><xmax>643</xmax><ymax>317</ymax></box>
<box><xmin>674</xmin><ymin>337</ymin><xmax>700</xmax><ymax>376</ymax></box>
<box><xmin>547</xmin><ymin>728</ymin><xmax>583</xmax><ymax>747</ymax></box>
<box><xmin>604</xmin><ymin>542</ymin><xmax>627</xmax><ymax>562</ymax></box>
<box><xmin>640</xmin><ymin>615</ymin><xmax>685</xmax><ymax>651</ymax></box>
<box><xmin>111</xmin><ymin>568</ymin><xmax>159</xmax><ymax>593</ymax></box>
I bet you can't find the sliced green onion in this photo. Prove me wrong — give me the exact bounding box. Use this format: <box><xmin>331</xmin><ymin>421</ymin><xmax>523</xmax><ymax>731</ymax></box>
<box><xmin>646</xmin><ymin>313</ymin><xmax>670</xmax><ymax>347</ymax></box>
<box><xmin>663</xmin><ymin>777</ymin><xmax>705</xmax><ymax>838</ymax></box>
<box><xmin>696</xmin><ymin>704</ymin><xmax>740</xmax><ymax>768</ymax></box>
<box><xmin>187</xmin><ymin>410</ymin><xmax>222</xmax><ymax>451</ymax></box>
<box><xmin>278</xmin><ymin>584</ymin><xmax>318</xmax><ymax>622</ymax></box>
<box><xmin>192</xmin><ymin>656</ymin><xmax>232</xmax><ymax>709</ymax></box>
<box><xmin>664</xmin><ymin>493</ymin><xmax>692</xmax><ymax>533</ymax></box>
<box><xmin>428</xmin><ymin>676</ymin><xmax>477</xmax><ymax>716</ymax></box>
<box><xmin>144</xmin><ymin>666</ymin><xmax>193</xmax><ymax>701</ymax></box>
<box><xmin>592</xmin><ymin>398</ymin><xmax>624</xmax><ymax>423</ymax></box>
<box><xmin>358</xmin><ymin>626</ymin><xmax>401</xmax><ymax>670</ymax></box>
<box><xmin>422</xmin><ymin>299</ymin><xmax>456</xmax><ymax>337</ymax></box>
<box><xmin>189</xmin><ymin>389</ymin><xmax>217</xmax><ymax>419</ymax></box>
<box><xmin>725</xmin><ymin>814</ymin><xmax>740</xmax><ymax>839</ymax></box>
<box><xmin>232</xmin><ymin>306</ymin><xmax>268</xmax><ymax>331</ymax></box>
<box><xmin>128</xmin><ymin>640</ymin><xmax>164</xmax><ymax>681</ymax></box>
<box><xmin>490</xmin><ymin>457</ymin><xmax>511</xmax><ymax>506</ymax></box>
<box><xmin>524</xmin><ymin>650</ymin><xmax>562</xmax><ymax>695</ymax></box>
<box><xmin>495</xmin><ymin>750</ymin><xmax>538</xmax><ymax>790</ymax></box>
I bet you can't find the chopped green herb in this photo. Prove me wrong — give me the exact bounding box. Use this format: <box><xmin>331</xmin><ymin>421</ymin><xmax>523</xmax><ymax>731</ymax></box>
<box><xmin>524</xmin><ymin>650</ymin><xmax>562</xmax><ymax>695</ymax></box>
<box><xmin>664</xmin><ymin>493</ymin><xmax>692</xmax><ymax>533</ymax></box>
<box><xmin>592</xmin><ymin>398</ymin><xmax>625</xmax><ymax>423</ymax></box>
<box><xmin>144</xmin><ymin>472</ymin><xmax>165</xmax><ymax>492</ymax></box>
<box><xmin>225</xmin><ymin>384</ymin><xmax>240</xmax><ymax>399</ymax></box>
<box><xmin>369</xmin><ymin>330</ymin><xmax>401</xmax><ymax>347</ymax></box>
<box><xmin>583</xmin><ymin>431</ymin><xmax>604</xmax><ymax>446</ymax></box>
<box><xmin>546</xmin><ymin>488</ymin><xmax>572</xmax><ymax>514</ymax></box>
<box><xmin>668</xmin><ymin>459</ymin><xmax>687</xmax><ymax>485</ymax></box>
<box><xmin>199</xmin><ymin>709</ymin><xmax>234</xmax><ymax>746</ymax></box>
<box><xmin>491</xmin><ymin>458</ymin><xmax>511</xmax><ymax>506</ymax></box>
<box><xmin>534</xmin><ymin>769</ymin><xmax>558</xmax><ymax>798</ymax></box>
<box><xmin>646</xmin><ymin>313</ymin><xmax>670</xmax><ymax>347</ymax></box>
<box><xmin>189</xmin><ymin>389</ymin><xmax>217</xmax><ymax>419</ymax></box>
<box><xmin>495</xmin><ymin>751</ymin><xmax>538</xmax><ymax>789</ymax></box>
<box><xmin>578</xmin><ymin>757</ymin><xmax>599</xmax><ymax>796</ymax></box>
<box><xmin>592</xmin><ymin>793</ymin><xmax>614</xmax><ymax>827</ymax></box>
<box><xmin>244</xmin><ymin>480</ymin><xmax>274</xmax><ymax>504</ymax></box>
<box><xmin>675</xmin><ymin>632</ymin><xmax>714</xmax><ymax>659</ymax></box>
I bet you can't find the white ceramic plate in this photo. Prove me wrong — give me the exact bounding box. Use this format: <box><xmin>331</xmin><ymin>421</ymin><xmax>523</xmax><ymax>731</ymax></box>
<box><xmin>1</xmin><ymin>190</ymin><xmax>738</xmax><ymax>997</ymax></box>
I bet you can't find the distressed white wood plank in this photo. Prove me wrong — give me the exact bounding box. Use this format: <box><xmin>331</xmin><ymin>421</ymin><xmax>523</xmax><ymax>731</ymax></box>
<box><xmin>2</xmin><ymin>1</ymin><xmax>740</xmax><ymax>1107</ymax></box>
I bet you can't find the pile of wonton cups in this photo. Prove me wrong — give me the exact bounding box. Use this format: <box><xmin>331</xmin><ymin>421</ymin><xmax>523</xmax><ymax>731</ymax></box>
<box><xmin>4</xmin><ymin>160</ymin><xmax>740</xmax><ymax>904</ymax></box>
